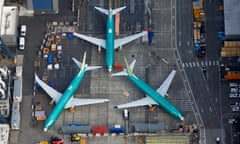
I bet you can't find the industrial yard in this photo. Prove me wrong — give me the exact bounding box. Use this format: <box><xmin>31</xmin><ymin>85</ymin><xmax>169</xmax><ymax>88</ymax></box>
<box><xmin>0</xmin><ymin>0</ymin><xmax>239</xmax><ymax>144</ymax></box>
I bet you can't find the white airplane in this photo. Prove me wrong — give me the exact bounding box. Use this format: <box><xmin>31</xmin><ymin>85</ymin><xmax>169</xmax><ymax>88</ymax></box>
<box><xmin>35</xmin><ymin>52</ymin><xmax>109</xmax><ymax>131</ymax></box>
<box><xmin>73</xmin><ymin>6</ymin><xmax>147</xmax><ymax>72</ymax></box>
<box><xmin>112</xmin><ymin>59</ymin><xmax>179</xmax><ymax>117</ymax></box>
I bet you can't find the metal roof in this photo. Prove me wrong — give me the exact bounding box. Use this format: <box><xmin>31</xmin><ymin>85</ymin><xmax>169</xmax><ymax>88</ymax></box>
<box><xmin>0</xmin><ymin>6</ymin><xmax>18</xmax><ymax>35</ymax></box>
<box><xmin>224</xmin><ymin>0</ymin><xmax>240</xmax><ymax>38</ymax></box>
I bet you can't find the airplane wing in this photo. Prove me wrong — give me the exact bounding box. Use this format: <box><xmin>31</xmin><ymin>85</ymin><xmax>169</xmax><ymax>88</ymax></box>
<box><xmin>114</xmin><ymin>31</ymin><xmax>147</xmax><ymax>49</ymax></box>
<box><xmin>156</xmin><ymin>70</ymin><xmax>176</xmax><ymax>97</ymax></box>
<box><xmin>35</xmin><ymin>73</ymin><xmax>62</xmax><ymax>103</ymax></box>
<box><xmin>73</xmin><ymin>32</ymin><xmax>106</xmax><ymax>49</ymax></box>
<box><xmin>36</xmin><ymin>73</ymin><xmax>109</xmax><ymax>109</ymax></box>
<box><xmin>65</xmin><ymin>97</ymin><xmax>109</xmax><ymax>109</ymax></box>
<box><xmin>114</xmin><ymin>97</ymin><xmax>157</xmax><ymax>109</ymax></box>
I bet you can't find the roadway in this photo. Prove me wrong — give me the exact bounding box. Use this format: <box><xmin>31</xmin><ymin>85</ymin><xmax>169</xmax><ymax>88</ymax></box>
<box><xmin>176</xmin><ymin>0</ymin><xmax>229</xmax><ymax>144</ymax></box>
<box><xmin>11</xmin><ymin>0</ymin><xmax>197</xmax><ymax>143</ymax></box>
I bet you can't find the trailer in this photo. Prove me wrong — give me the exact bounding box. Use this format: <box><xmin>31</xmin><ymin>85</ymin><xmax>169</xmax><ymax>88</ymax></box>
<box><xmin>115</xmin><ymin>13</ymin><xmax>120</xmax><ymax>36</ymax></box>
<box><xmin>109</xmin><ymin>124</ymin><xmax>125</xmax><ymax>134</ymax></box>
<box><xmin>13</xmin><ymin>79</ymin><xmax>22</xmax><ymax>102</ymax></box>
<box><xmin>132</xmin><ymin>123</ymin><xmax>165</xmax><ymax>133</ymax></box>
<box><xmin>11</xmin><ymin>102</ymin><xmax>20</xmax><ymax>130</ymax></box>
<box><xmin>58</xmin><ymin>125</ymin><xmax>92</xmax><ymax>134</ymax></box>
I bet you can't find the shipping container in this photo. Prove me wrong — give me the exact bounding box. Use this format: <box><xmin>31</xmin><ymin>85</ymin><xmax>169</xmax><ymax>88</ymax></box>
<box><xmin>115</xmin><ymin>13</ymin><xmax>120</xmax><ymax>36</ymax></box>
<box><xmin>224</xmin><ymin>71</ymin><xmax>240</xmax><ymax>80</ymax></box>
<box><xmin>11</xmin><ymin>102</ymin><xmax>20</xmax><ymax>130</ymax></box>
<box><xmin>132</xmin><ymin>123</ymin><xmax>164</xmax><ymax>133</ymax></box>
<box><xmin>92</xmin><ymin>125</ymin><xmax>108</xmax><ymax>135</ymax></box>
<box><xmin>109</xmin><ymin>124</ymin><xmax>125</xmax><ymax>134</ymax></box>
<box><xmin>13</xmin><ymin>79</ymin><xmax>22</xmax><ymax>102</ymax></box>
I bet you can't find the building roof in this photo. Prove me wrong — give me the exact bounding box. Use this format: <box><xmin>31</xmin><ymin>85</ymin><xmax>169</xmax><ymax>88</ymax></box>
<box><xmin>224</xmin><ymin>0</ymin><xmax>240</xmax><ymax>38</ymax></box>
<box><xmin>0</xmin><ymin>6</ymin><xmax>18</xmax><ymax>35</ymax></box>
<box><xmin>32</xmin><ymin>0</ymin><xmax>53</xmax><ymax>10</ymax></box>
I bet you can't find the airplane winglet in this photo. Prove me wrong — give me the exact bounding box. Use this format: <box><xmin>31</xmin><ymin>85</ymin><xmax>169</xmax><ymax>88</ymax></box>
<box><xmin>124</xmin><ymin>57</ymin><xmax>133</xmax><ymax>75</ymax></box>
<box><xmin>81</xmin><ymin>52</ymin><xmax>87</xmax><ymax>71</ymax></box>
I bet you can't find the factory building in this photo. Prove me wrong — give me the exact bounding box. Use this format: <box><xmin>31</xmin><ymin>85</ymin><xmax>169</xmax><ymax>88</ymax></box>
<box><xmin>224</xmin><ymin>0</ymin><xmax>240</xmax><ymax>40</ymax></box>
<box><xmin>0</xmin><ymin>1</ymin><xmax>18</xmax><ymax>46</ymax></box>
<box><xmin>25</xmin><ymin>0</ymin><xmax>59</xmax><ymax>14</ymax></box>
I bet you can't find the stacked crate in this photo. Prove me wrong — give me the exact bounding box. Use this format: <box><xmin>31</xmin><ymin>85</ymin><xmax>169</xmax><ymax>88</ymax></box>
<box><xmin>221</xmin><ymin>41</ymin><xmax>240</xmax><ymax>57</ymax></box>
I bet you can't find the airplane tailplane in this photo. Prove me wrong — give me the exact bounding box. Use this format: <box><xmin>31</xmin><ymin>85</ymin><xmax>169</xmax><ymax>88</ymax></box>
<box><xmin>94</xmin><ymin>7</ymin><xmax>109</xmax><ymax>15</ymax></box>
<box><xmin>111</xmin><ymin>58</ymin><xmax>136</xmax><ymax>77</ymax></box>
<box><xmin>94</xmin><ymin>6</ymin><xmax>126</xmax><ymax>16</ymax></box>
<box><xmin>86</xmin><ymin>66</ymin><xmax>102</xmax><ymax>71</ymax></box>
<box><xmin>111</xmin><ymin>70</ymin><xmax>128</xmax><ymax>77</ymax></box>
<box><xmin>112</xmin><ymin>6</ymin><xmax>126</xmax><ymax>15</ymax></box>
<box><xmin>72</xmin><ymin>53</ymin><xmax>102</xmax><ymax>71</ymax></box>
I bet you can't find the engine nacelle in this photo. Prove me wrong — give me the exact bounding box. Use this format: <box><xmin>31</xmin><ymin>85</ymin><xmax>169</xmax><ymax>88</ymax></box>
<box><xmin>98</xmin><ymin>46</ymin><xmax>101</xmax><ymax>53</ymax></box>
<box><xmin>119</xmin><ymin>45</ymin><xmax>123</xmax><ymax>51</ymax></box>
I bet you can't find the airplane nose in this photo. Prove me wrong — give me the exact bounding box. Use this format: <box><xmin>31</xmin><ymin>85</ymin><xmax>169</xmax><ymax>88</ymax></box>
<box><xmin>180</xmin><ymin>116</ymin><xmax>184</xmax><ymax>121</ymax></box>
<box><xmin>108</xmin><ymin>67</ymin><xmax>112</xmax><ymax>72</ymax></box>
<box><xmin>43</xmin><ymin>127</ymin><xmax>48</xmax><ymax>132</ymax></box>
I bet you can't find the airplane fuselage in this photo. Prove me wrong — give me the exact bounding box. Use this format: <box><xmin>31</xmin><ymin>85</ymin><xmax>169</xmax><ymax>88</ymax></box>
<box><xmin>127</xmin><ymin>74</ymin><xmax>184</xmax><ymax>121</ymax></box>
<box><xmin>106</xmin><ymin>13</ymin><xmax>115</xmax><ymax>72</ymax></box>
<box><xmin>44</xmin><ymin>68</ymin><xmax>86</xmax><ymax>131</ymax></box>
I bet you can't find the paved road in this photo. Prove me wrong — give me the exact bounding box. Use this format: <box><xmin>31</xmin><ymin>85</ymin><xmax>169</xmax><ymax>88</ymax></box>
<box><xmin>176</xmin><ymin>0</ymin><xmax>230</xmax><ymax>143</ymax></box>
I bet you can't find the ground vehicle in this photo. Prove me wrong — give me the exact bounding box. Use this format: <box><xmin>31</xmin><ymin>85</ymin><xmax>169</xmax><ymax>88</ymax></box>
<box><xmin>19</xmin><ymin>37</ymin><xmax>25</xmax><ymax>50</ymax></box>
<box><xmin>122</xmin><ymin>109</ymin><xmax>129</xmax><ymax>120</ymax></box>
<box><xmin>230</xmin><ymin>83</ymin><xmax>238</xmax><ymax>88</ymax></box>
<box><xmin>20</xmin><ymin>25</ymin><xmax>27</xmax><ymax>36</ymax></box>
<box><xmin>51</xmin><ymin>136</ymin><xmax>64</xmax><ymax>144</ymax></box>
<box><xmin>37</xmin><ymin>141</ymin><xmax>48</xmax><ymax>144</ymax></box>
<box><xmin>216</xmin><ymin>137</ymin><xmax>220</xmax><ymax>144</ymax></box>
<box><xmin>71</xmin><ymin>134</ymin><xmax>81</xmax><ymax>141</ymax></box>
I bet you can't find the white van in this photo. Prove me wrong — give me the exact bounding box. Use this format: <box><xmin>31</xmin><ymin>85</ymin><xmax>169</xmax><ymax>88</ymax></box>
<box><xmin>20</xmin><ymin>25</ymin><xmax>27</xmax><ymax>36</ymax></box>
<box><xmin>19</xmin><ymin>37</ymin><xmax>25</xmax><ymax>50</ymax></box>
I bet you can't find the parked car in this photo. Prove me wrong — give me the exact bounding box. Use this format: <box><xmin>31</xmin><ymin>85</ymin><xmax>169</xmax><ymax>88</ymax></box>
<box><xmin>19</xmin><ymin>37</ymin><xmax>25</xmax><ymax>50</ymax></box>
<box><xmin>20</xmin><ymin>25</ymin><xmax>27</xmax><ymax>36</ymax></box>
<box><xmin>230</xmin><ymin>82</ymin><xmax>238</xmax><ymax>88</ymax></box>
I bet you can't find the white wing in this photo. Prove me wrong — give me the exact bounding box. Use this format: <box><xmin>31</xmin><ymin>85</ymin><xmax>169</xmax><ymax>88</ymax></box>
<box><xmin>65</xmin><ymin>98</ymin><xmax>109</xmax><ymax>109</ymax></box>
<box><xmin>156</xmin><ymin>70</ymin><xmax>176</xmax><ymax>97</ymax></box>
<box><xmin>35</xmin><ymin>74</ymin><xmax>62</xmax><ymax>103</ymax></box>
<box><xmin>35</xmin><ymin>74</ymin><xmax>109</xmax><ymax>109</ymax></box>
<box><xmin>114</xmin><ymin>31</ymin><xmax>147</xmax><ymax>49</ymax></box>
<box><xmin>114</xmin><ymin>70</ymin><xmax>176</xmax><ymax>109</ymax></box>
<box><xmin>114</xmin><ymin>97</ymin><xmax>157</xmax><ymax>109</ymax></box>
<box><xmin>73</xmin><ymin>32</ymin><xmax>106</xmax><ymax>49</ymax></box>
